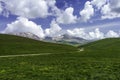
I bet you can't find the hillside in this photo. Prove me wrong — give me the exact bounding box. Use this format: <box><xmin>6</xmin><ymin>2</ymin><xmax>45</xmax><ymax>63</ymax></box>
<box><xmin>0</xmin><ymin>34</ymin><xmax>120</xmax><ymax>80</ymax></box>
<box><xmin>80</xmin><ymin>38</ymin><xmax>120</xmax><ymax>49</ymax></box>
<box><xmin>79</xmin><ymin>38</ymin><xmax>120</xmax><ymax>58</ymax></box>
<box><xmin>0</xmin><ymin>34</ymin><xmax>77</xmax><ymax>56</ymax></box>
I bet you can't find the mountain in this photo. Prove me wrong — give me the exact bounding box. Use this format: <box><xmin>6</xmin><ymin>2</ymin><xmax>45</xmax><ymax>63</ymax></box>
<box><xmin>43</xmin><ymin>34</ymin><xmax>89</xmax><ymax>45</ymax></box>
<box><xmin>7</xmin><ymin>32</ymin><xmax>90</xmax><ymax>45</ymax></box>
<box><xmin>53</xmin><ymin>34</ymin><xmax>90</xmax><ymax>45</ymax></box>
<box><xmin>9</xmin><ymin>32</ymin><xmax>41</xmax><ymax>40</ymax></box>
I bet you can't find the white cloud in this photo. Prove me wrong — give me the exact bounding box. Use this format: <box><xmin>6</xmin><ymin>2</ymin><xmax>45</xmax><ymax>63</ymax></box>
<box><xmin>3</xmin><ymin>17</ymin><xmax>45</xmax><ymax>39</ymax></box>
<box><xmin>0</xmin><ymin>2</ymin><xmax>3</xmax><ymax>14</ymax></box>
<box><xmin>88</xmin><ymin>28</ymin><xmax>104</xmax><ymax>40</ymax></box>
<box><xmin>46</xmin><ymin>0</ymin><xmax>61</xmax><ymax>16</ymax></box>
<box><xmin>1</xmin><ymin>0</ymin><xmax>57</xmax><ymax>18</ymax></box>
<box><xmin>106</xmin><ymin>30</ymin><xmax>119</xmax><ymax>38</ymax></box>
<box><xmin>45</xmin><ymin>19</ymin><xmax>62</xmax><ymax>37</ymax></box>
<box><xmin>67</xmin><ymin>28</ymin><xmax>119</xmax><ymax>40</ymax></box>
<box><xmin>1</xmin><ymin>0</ymin><xmax>65</xmax><ymax>19</ymax></box>
<box><xmin>67</xmin><ymin>28</ymin><xmax>88</xmax><ymax>39</ymax></box>
<box><xmin>91</xmin><ymin>0</ymin><xmax>107</xmax><ymax>9</ymax></box>
<box><xmin>56</xmin><ymin>7</ymin><xmax>77</xmax><ymax>24</ymax></box>
<box><xmin>46</xmin><ymin>0</ymin><xmax>56</xmax><ymax>7</ymax></box>
<box><xmin>101</xmin><ymin>0</ymin><xmax>120</xmax><ymax>19</ymax></box>
<box><xmin>110</xmin><ymin>0</ymin><xmax>120</xmax><ymax>12</ymax></box>
<box><xmin>80</xmin><ymin>1</ymin><xmax>94</xmax><ymax>22</ymax></box>
<box><xmin>0</xmin><ymin>1</ymin><xmax>9</xmax><ymax>17</ymax></box>
<box><xmin>83</xmin><ymin>0</ymin><xmax>120</xmax><ymax>19</ymax></box>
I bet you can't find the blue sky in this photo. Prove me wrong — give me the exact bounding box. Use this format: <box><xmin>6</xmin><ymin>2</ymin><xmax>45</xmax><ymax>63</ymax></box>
<box><xmin>0</xmin><ymin>0</ymin><xmax>120</xmax><ymax>40</ymax></box>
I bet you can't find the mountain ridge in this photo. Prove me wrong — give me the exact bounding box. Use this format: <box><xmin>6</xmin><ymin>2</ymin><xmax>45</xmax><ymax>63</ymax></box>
<box><xmin>7</xmin><ymin>32</ymin><xmax>90</xmax><ymax>45</ymax></box>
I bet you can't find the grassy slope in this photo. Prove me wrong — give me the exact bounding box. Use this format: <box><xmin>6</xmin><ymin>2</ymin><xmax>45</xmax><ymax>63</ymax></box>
<box><xmin>0</xmin><ymin>34</ymin><xmax>120</xmax><ymax>80</ymax></box>
<box><xmin>80</xmin><ymin>38</ymin><xmax>120</xmax><ymax>50</ymax></box>
<box><xmin>0</xmin><ymin>34</ymin><xmax>77</xmax><ymax>55</ymax></box>
<box><xmin>79</xmin><ymin>38</ymin><xmax>120</xmax><ymax>58</ymax></box>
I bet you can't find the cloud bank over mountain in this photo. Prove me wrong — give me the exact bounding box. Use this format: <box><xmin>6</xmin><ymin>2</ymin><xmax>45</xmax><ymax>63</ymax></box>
<box><xmin>1</xmin><ymin>17</ymin><xmax>120</xmax><ymax>40</ymax></box>
<box><xmin>67</xmin><ymin>28</ymin><xmax>120</xmax><ymax>40</ymax></box>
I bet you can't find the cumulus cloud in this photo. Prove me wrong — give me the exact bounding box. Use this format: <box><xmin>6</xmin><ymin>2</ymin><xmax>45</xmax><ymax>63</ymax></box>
<box><xmin>91</xmin><ymin>0</ymin><xmax>107</xmax><ymax>9</ymax></box>
<box><xmin>82</xmin><ymin>0</ymin><xmax>120</xmax><ymax>19</ymax></box>
<box><xmin>56</xmin><ymin>7</ymin><xmax>77</xmax><ymax>24</ymax></box>
<box><xmin>100</xmin><ymin>0</ymin><xmax>120</xmax><ymax>19</ymax></box>
<box><xmin>1</xmin><ymin>0</ymin><xmax>58</xmax><ymax>18</ymax></box>
<box><xmin>45</xmin><ymin>19</ymin><xmax>62</xmax><ymax>37</ymax></box>
<box><xmin>67</xmin><ymin>28</ymin><xmax>88</xmax><ymax>39</ymax></box>
<box><xmin>88</xmin><ymin>28</ymin><xmax>104</xmax><ymax>40</ymax></box>
<box><xmin>110</xmin><ymin>0</ymin><xmax>120</xmax><ymax>13</ymax></box>
<box><xmin>2</xmin><ymin>0</ymin><xmax>74</xmax><ymax>22</ymax></box>
<box><xmin>0</xmin><ymin>2</ymin><xmax>3</xmax><ymax>14</ymax></box>
<box><xmin>3</xmin><ymin>17</ymin><xmax>45</xmax><ymax>39</ymax></box>
<box><xmin>46</xmin><ymin>0</ymin><xmax>62</xmax><ymax>17</ymax></box>
<box><xmin>106</xmin><ymin>30</ymin><xmax>119</xmax><ymax>38</ymax></box>
<box><xmin>80</xmin><ymin>1</ymin><xmax>94</xmax><ymax>22</ymax></box>
<box><xmin>101</xmin><ymin>3</ymin><xmax>120</xmax><ymax>19</ymax></box>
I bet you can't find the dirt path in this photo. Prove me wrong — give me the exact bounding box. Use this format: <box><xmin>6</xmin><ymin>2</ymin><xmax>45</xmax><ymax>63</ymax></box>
<box><xmin>0</xmin><ymin>53</ymin><xmax>52</xmax><ymax>58</ymax></box>
<box><xmin>0</xmin><ymin>50</ymin><xmax>83</xmax><ymax>58</ymax></box>
<box><xmin>78</xmin><ymin>48</ymin><xmax>84</xmax><ymax>52</ymax></box>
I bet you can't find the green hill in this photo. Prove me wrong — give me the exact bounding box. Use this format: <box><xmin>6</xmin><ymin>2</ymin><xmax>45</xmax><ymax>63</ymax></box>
<box><xmin>80</xmin><ymin>38</ymin><xmax>120</xmax><ymax>50</ymax></box>
<box><xmin>79</xmin><ymin>38</ymin><xmax>120</xmax><ymax>58</ymax></box>
<box><xmin>0</xmin><ymin>34</ymin><xmax>77</xmax><ymax>56</ymax></box>
<box><xmin>0</xmin><ymin>34</ymin><xmax>120</xmax><ymax>80</ymax></box>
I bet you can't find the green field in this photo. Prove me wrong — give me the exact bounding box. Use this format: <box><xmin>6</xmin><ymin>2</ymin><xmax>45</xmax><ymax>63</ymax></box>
<box><xmin>0</xmin><ymin>34</ymin><xmax>120</xmax><ymax>80</ymax></box>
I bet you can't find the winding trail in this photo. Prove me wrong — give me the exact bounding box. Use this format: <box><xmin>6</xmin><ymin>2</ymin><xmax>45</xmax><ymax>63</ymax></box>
<box><xmin>0</xmin><ymin>49</ymin><xmax>84</xmax><ymax>58</ymax></box>
<box><xmin>0</xmin><ymin>53</ymin><xmax>52</xmax><ymax>58</ymax></box>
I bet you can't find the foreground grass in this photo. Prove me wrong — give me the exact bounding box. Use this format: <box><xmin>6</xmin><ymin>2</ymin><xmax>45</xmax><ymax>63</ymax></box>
<box><xmin>0</xmin><ymin>53</ymin><xmax>120</xmax><ymax>80</ymax></box>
